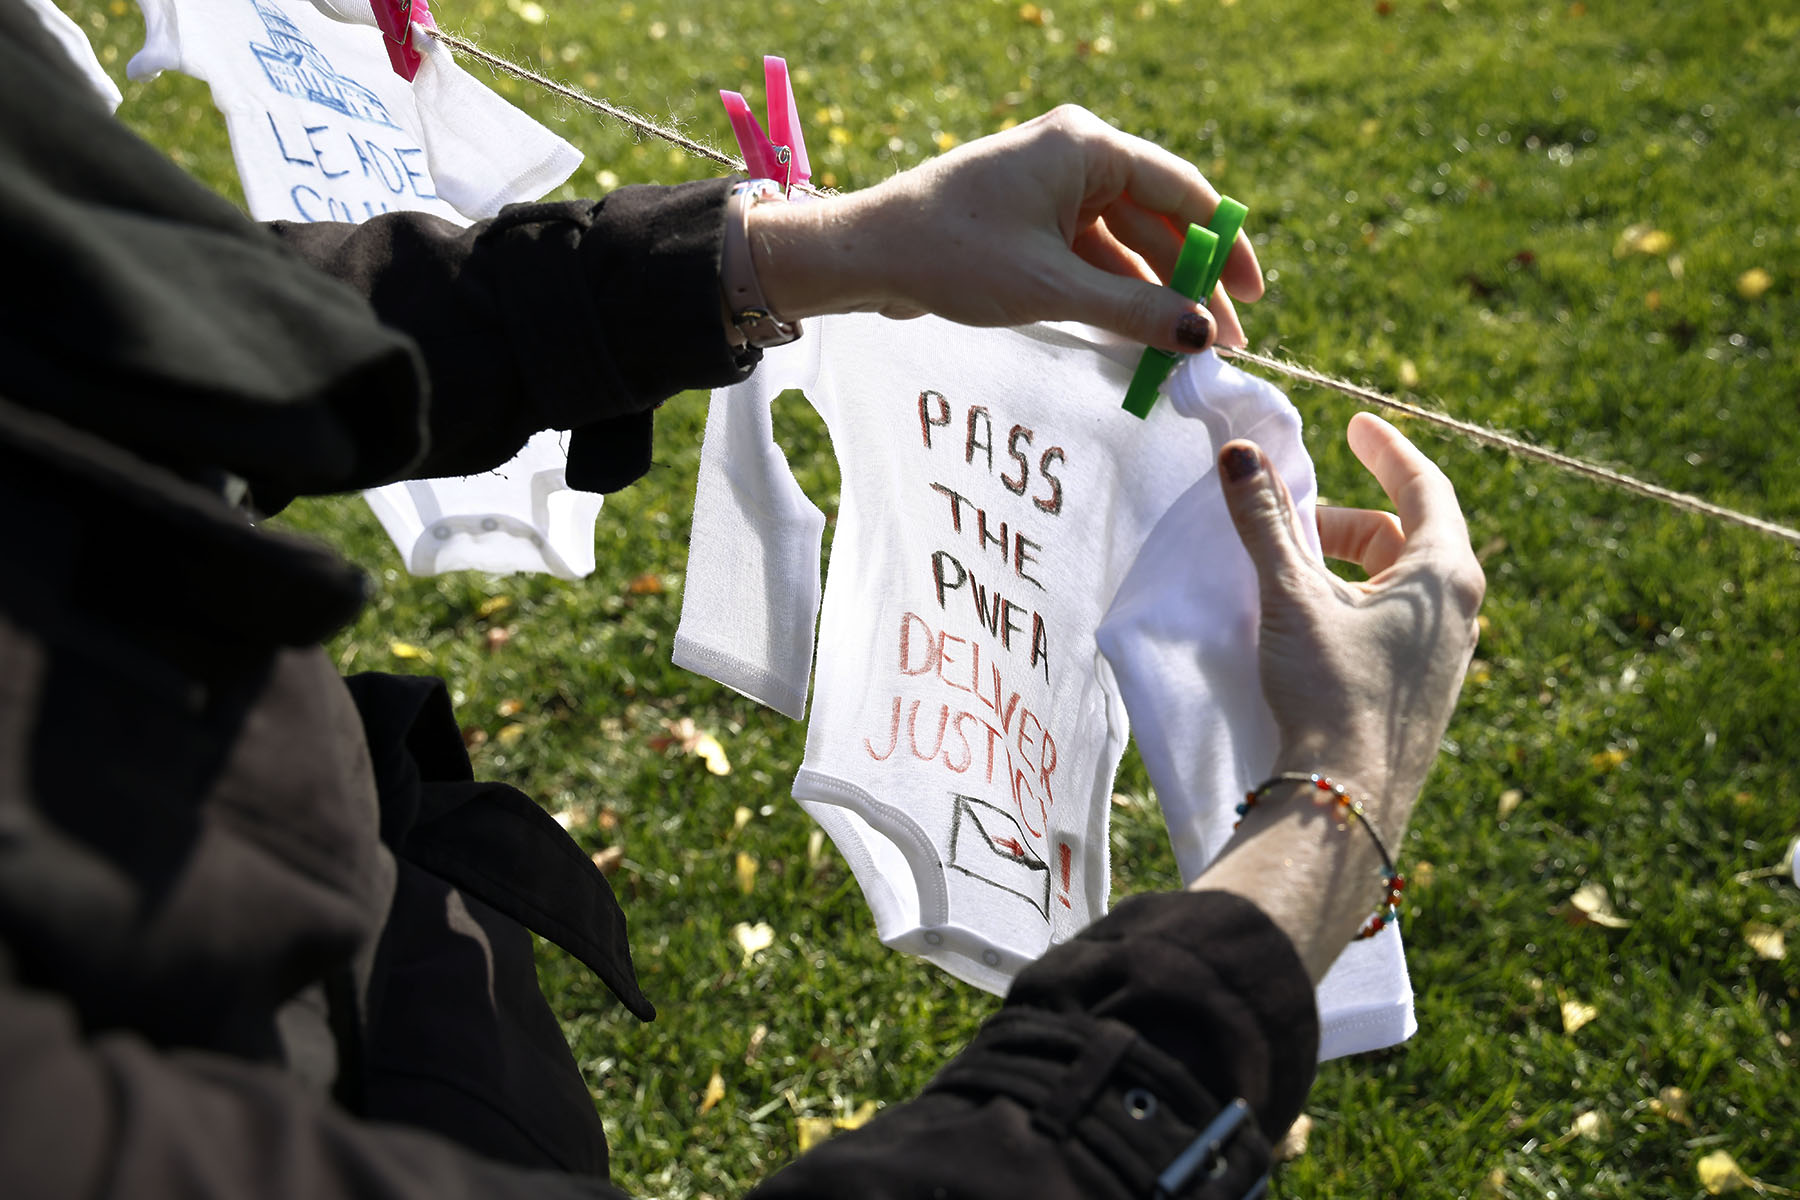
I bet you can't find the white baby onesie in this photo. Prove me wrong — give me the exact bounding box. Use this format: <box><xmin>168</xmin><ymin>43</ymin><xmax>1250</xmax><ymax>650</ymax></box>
<box><xmin>21</xmin><ymin>0</ymin><xmax>123</xmax><ymax>110</ymax></box>
<box><xmin>128</xmin><ymin>0</ymin><xmax>578</xmax><ymax>222</ymax></box>
<box><xmin>674</xmin><ymin>313</ymin><xmax>1414</xmax><ymax>1057</ymax></box>
<box><xmin>129</xmin><ymin>0</ymin><xmax>603</xmax><ymax>578</ymax></box>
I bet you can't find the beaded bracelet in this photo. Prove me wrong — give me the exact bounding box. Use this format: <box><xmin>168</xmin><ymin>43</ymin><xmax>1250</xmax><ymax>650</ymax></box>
<box><xmin>1235</xmin><ymin>772</ymin><xmax>1406</xmax><ymax>940</ymax></box>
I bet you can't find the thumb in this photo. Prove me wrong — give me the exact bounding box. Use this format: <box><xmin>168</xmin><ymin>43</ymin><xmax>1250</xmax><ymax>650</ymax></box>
<box><xmin>1061</xmin><ymin>262</ymin><xmax>1220</xmax><ymax>353</ymax></box>
<box><xmin>1218</xmin><ymin>439</ymin><xmax>1313</xmax><ymax>597</ymax></box>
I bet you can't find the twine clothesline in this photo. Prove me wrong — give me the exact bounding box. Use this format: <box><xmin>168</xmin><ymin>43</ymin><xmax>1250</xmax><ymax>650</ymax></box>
<box><xmin>1217</xmin><ymin>348</ymin><xmax>1800</xmax><ymax>550</ymax></box>
<box><xmin>428</xmin><ymin>26</ymin><xmax>1800</xmax><ymax>552</ymax></box>
<box><xmin>431</xmin><ymin>30</ymin><xmax>832</xmax><ymax>197</ymax></box>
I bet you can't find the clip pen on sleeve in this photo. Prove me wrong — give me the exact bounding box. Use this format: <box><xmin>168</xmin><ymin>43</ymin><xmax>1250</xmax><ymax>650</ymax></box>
<box><xmin>1121</xmin><ymin>196</ymin><xmax>1249</xmax><ymax>419</ymax></box>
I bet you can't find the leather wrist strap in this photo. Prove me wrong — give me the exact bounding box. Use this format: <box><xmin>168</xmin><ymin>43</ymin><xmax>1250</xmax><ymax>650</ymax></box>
<box><xmin>721</xmin><ymin>178</ymin><xmax>802</xmax><ymax>349</ymax></box>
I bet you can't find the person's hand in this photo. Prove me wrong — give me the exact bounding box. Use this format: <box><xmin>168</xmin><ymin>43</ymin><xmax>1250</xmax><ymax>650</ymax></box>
<box><xmin>1190</xmin><ymin>413</ymin><xmax>1484</xmax><ymax>981</ymax></box>
<box><xmin>748</xmin><ymin>105</ymin><xmax>1263</xmax><ymax>352</ymax></box>
<box><xmin>1222</xmin><ymin>412</ymin><xmax>1485</xmax><ymax>813</ymax></box>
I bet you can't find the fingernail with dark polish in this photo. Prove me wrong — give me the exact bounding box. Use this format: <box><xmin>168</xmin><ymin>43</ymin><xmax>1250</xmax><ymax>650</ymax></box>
<box><xmin>1222</xmin><ymin>445</ymin><xmax>1261</xmax><ymax>482</ymax></box>
<box><xmin>1175</xmin><ymin>309</ymin><xmax>1215</xmax><ymax>351</ymax></box>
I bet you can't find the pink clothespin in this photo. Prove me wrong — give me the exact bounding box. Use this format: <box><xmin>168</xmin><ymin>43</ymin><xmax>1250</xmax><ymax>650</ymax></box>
<box><xmin>719</xmin><ymin>56</ymin><xmax>811</xmax><ymax>194</ymax></box>
<box><xmin>371</xmin><ymin>0</ymin><xmax>435</xmax><ymax>81</ymax></box>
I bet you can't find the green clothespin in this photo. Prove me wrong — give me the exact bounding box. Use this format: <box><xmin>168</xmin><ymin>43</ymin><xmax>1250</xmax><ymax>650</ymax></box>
<box><xmin>1121</xmin><ymin>195</ymin><xmax>1249</xmax><ymax>418</ymax></box>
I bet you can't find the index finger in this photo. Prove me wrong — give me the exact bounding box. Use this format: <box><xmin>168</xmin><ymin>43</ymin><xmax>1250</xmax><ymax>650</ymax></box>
<box><xmin>1343</xmin><ymin>412</ymin><xmax>1469</xmax><ymax>544</ymax></box>
<box><xmin>1083</xmin><ymin>118</ymin><xmax>1266</xmax><ymax>302</ymax></box>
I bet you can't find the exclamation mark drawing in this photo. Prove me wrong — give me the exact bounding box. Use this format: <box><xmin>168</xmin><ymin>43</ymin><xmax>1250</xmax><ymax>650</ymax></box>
<box><xmin>1058</xmin><ymin>842</ymin><xmax>1072</xmax><ymax>908</ymax></box>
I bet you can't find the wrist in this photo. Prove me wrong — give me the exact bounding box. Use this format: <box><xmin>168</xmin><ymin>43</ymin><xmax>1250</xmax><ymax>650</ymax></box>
<box><xmin>720</xmin><ymin>179</ymin><xmax>805</xmax><ymax>348</ymax></box>
<box><xmin>1195</xmin><ymin>774</ymin><xmax>1400</xmax><ymax>983</ymax></box>
<box><xmin>745</xmin><ymin>187</ymin><xmax>894</xmax><ymax>320</ymax></box>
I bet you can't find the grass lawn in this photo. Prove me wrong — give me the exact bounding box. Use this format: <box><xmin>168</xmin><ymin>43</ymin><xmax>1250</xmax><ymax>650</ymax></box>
<box><xmin>72</xmin><ymin>0</ymin><xmax>1797</xmax><ymax>1195</ymax></box>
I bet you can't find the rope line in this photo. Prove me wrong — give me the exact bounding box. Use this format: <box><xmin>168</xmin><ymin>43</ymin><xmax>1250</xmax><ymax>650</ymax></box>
<box><xmin>431</xmin><ymin>29</ymin><xmax>830</xmax><ymax>196</ymax></box>
<box><xmin>1218</xmin><ymin>347</ymin><xmax>1800</xmax><ymax>549</ymax></box>
<box><xmin>429</xmin><ymin>28</ymin><xmax>1797</xmax><ymax>551</ymax></box>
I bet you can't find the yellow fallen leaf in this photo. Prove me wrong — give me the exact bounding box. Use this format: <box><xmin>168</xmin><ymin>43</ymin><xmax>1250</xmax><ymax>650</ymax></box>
<box><xmin>1017</xmin><ymin>3</ymin><xmax>1045</xmax><ymax>24</ymax></box>
<box><xmin>496</xmin><ymin>723</ymin><xmax>527</xmax><ymax>747</ymax></box>
<box><xmin>389</xmin><ymin>640</ymin><xmax>430</xmax><ymax>661</ymax></box>
<box><xmin>1277</xmin><ymin>1112</ymin><xmax>1312</xmax><ymax>1160</ymax></box>
<box><xmin>733</xmin><ymin>806</ymin><xmax>754</xmax><ymax>834</ymax></box>
<box><xmin>1736</xmin><ymin>267</ymin><xmax>1773</xmax><ymax>300</ymax></box>
<box><xmin>1650</xmin><ymin>1085</ymin><xmax>1691</xmax><ymax>1125</ymax></box>
<box><xmin>736</xmin><ymin>852</ymin><xmax>758</xmax><ymax>895</ymax></box>
<box><xmin>1410</xmin><ymin>860</ymin><xmax>1436</xmax><ymax>889</ymax></box>
<box><xmin>732</xmin><ymin>920</ymin><xmax>774</xmax><ymax>965</ymax></box>
<box><xmin>1615</xmin><ymin>224</ymin><xmax>1673</xmax><ymax>257</ymax></box>
<box><xmin>656</xmin><ymin>718</ymin><xmax>732</xmax><ymax>774</ymax></box>
<box><xmin>497</xmin><ymin>698</ymin><xmax>524</xmax><ymax>717</ymax></box>
<box><xmin>1561</xmin><ymin>995</ymin><xmax>1598</xmax><ymax>1034</ymax></box>
<box><xmin>796</xmin><ymin>1116</ymin><xmax>836</xmax><ymax>1153</ymax></box>
<box><xmin>1697</xmin><ymin>1149</ymin><xmax>1752</xmax><ymax>1194</ymax></box>
<box><xmin>1497</xmin><ymin>788</ymin><xmax>1523</xmax><ymax>821</ymax></box>
<box><xmin>1571</xmin><ymin>1109</ymin><xmax>1608</xmax><ymax>1141</ymax></box>
<box><xmin>807</xmin><ymin>829</ymin><xmax>826</xmax><ymax>869</ymax></box>
<box><xmin>1568</xmin><ymin>881</ymin><xmax>1633</xmax><ymax>928</ymax></box>
<box><xmin>698</xmin><ymin>1068</ymin><xmax>725</xmax><ymax>1115</ymax></box>
<box><xmin>745</xmin><ymin>1023</ymin><xmax>769</xmax><ymax>1064</ymax></box>
<box><xmin>837</xmin><ymin>1099</ymin><xmax>880</xmax><ymax>1132</ymax></box>
<box><xmin>1744</xmin><ymin>922</ymin><xmax>1786</xmax><ymax>961</ymax></box>
<box><xmin>695</xmin><ymin>733</ymin><xmax>732</xmax><ymax>776</ymax></box>
<box><xmin>1590</xmin><ymin>747</ymin><xmax>1629</xmax><ymax>772</ymax></box>
<box><xmin>476</xmin><ymin>595</ymin><xmax>512</xmax><ymax>618</ymax></box>
<box><xmin>1398</xmin><ymin>359</ymin><xmax>1420</xmax><ymax>389</ymax></box>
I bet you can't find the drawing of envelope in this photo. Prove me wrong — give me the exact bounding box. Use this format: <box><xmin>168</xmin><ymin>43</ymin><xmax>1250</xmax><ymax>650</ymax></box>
<box><xmin>946</xmin><ymin>793</ymin><xmax>1051</xmax><ymax>919</ymax></box>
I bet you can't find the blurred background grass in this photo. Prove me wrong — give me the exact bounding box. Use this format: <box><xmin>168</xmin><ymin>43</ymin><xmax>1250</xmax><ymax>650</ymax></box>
<box><xmin>67</xmin><ymin>0</ymin><xmax>1798</xmax><ymax>1194</ymax></box>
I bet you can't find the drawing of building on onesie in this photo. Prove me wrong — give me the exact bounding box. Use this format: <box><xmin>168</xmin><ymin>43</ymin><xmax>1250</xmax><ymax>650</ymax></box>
<box><xmin>247</xmin><ymin>0</ymin><xmax>397</xmax><ymax>128</ymax></box>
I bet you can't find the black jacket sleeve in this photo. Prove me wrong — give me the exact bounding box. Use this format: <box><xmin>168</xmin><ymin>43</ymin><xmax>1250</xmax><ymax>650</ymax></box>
<box><xmin>265</xmin><ymin>182</ymin><xmax>759</xmax><ymax>492</ymax></box>
<box><xmin>0</xmin><ymin>4</ymin><xmax>753</xmax><ymax>504</ymax></box>
<box><xmin>749</xmin><ymin>892</ymin><xmax>1318</xmax><ymax>1199</ymax></box>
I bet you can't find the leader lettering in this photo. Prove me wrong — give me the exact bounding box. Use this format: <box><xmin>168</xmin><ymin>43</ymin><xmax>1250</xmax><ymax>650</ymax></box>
<box><xmin>265</xmin><ymin>110</ymin><xmax>437</xmax><ymax>222</ymax></box>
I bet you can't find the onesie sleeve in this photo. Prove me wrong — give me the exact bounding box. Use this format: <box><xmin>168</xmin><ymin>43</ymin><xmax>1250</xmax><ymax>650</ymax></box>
<box><xmin>745</xmin><ymin>890</ymin><xmax>1318</xmax><ymax>1199</ymax></box>
<box><xmin>672</xmin><ymin>333</ymin><xmax>830</xmax><ymax>720</ymax></box>
<box><xmin>265</xmin><ymin>179</ymin><xmax>758</xmax><ymax>492</ymax></box>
